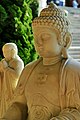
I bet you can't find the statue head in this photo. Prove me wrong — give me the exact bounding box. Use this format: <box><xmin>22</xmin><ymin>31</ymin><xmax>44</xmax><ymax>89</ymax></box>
<box><xmin>32</xmin><ymin>3</ymin><xmax>72</xmax><ymax>58</ymax></box>
<box><xmin>2</xmin><ymin>43</ymin><xmax>18</xmax><ymax>60</ymax></box>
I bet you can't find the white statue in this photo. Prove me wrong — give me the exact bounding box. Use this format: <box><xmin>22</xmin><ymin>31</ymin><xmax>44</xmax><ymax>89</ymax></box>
<box><xmin>0</xmin><ymin>43</ymin><xmax>24</xmax><ymax>118</ymax></box>
<box><xmin>1</xmin><ymin>3</ymin><xmax>80</xmax><ymax>120</ymax></box>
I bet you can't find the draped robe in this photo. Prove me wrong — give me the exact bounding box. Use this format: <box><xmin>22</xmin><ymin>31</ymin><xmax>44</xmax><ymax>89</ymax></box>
<box><xmin>3</xmin><ymin>57</ymin><xmax>80</xmax><ymax>120</ymax></box>
<box><xmin>0</xmin><ymin>57</ymin><xmax>24</xmax><ymax>118</ymax></box>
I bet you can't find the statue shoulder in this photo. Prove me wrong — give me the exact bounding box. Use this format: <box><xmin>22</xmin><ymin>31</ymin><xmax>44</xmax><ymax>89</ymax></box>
<box><xmin>9</xmin><ymin>57</ymin><xmax>24</xmax><ymax>70</ymax></box>
<box><xmin>66</xmin><ymin>58</ymin><xmax>80</xmax><ymax>73</ymax></box>
<box><xmin>24</xmin><ymin>57</ymin><xmax>42</xmax><ymax>71</ymax></box>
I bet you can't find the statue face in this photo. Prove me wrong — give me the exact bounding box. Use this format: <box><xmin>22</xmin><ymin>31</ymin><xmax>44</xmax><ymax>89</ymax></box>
<box><xmin>33</xmin><ymin>27</ymin><xmax>62</xmax><ymax>58</ymax></box>
<box><xmin>3</xmin><ymin>46</ymin><xmax>13</xmax><ymax>60</ymax></box>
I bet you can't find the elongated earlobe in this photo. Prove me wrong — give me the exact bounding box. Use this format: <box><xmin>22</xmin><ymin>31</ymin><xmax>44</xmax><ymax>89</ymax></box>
<box><xmin>64</xmin><ymin>32</ymin><xmax>72</xmax><ymax>49</ymax></box>
<box><xmin>62</xmin><ymin>47</ymin><xmax>68</xmax><ymax>58</ymax></box>
<box><xmin>61</xmin><ymin>32</ymin><xmax>72</xmax><ymax>58</ymax></box>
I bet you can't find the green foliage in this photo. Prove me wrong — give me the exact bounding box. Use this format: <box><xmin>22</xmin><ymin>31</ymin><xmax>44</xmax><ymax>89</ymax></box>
<box><xmin>0</xmin><ymin>5</ymin><xmax>8</xmax><ymax>33</ymax></box>
<box><xmin>30</xmin><ymin>0</ymin><xmax>39</xmax><ymax>19</ymax></box>
<box><xmin>0</xmin><ymin>0</ymin><xmax>39</xmax><ymax>65</ymax></box>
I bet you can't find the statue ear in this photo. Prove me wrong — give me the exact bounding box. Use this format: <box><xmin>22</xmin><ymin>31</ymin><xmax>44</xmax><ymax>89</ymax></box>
<box><xmin>64</xmin><ymin>32</ymin><xmax>72</xmax><ymax>49</ymax></box>
<box><xmin>11</xmin><ymin>49</ymin><xmax>17</xmax><ymax>57</ymax></box>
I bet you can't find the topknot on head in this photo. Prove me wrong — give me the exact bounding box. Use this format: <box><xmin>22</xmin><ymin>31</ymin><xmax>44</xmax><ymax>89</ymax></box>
<box><xmin>32</xmin><ymin>3</ymin><xmax>70</xmax><ymax>42</ymax></box>
<box><xmin>40</xmin><ymin>3</ymin><xmax>63</xmax><ymax>17</ymax></box>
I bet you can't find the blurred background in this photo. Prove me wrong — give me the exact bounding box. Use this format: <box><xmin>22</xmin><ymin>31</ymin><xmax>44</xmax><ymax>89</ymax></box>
<box><xmin>0</xmin><ymin>0</ymin><xmax>80</xmax><ymax>65</ymax></box>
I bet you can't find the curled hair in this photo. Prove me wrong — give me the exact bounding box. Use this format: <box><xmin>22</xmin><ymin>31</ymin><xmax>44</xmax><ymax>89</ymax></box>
<box><xmin>32</xmin><ymin>3</ymin><xmax>70</xmax><ymax>45</ymax></box>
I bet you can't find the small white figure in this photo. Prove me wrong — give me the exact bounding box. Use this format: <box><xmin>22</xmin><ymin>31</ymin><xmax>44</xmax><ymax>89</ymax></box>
<box><xmin>0</xmin><ymin>43</ymin><xmax>24</xmax><ymax>118</ymax></box>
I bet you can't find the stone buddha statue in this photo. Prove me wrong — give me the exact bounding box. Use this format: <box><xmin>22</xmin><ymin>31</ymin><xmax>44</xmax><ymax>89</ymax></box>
<box><xmin>0</xmin><ymin>43</ymin><xmax>24</xmax><ymax>118</ymax></box>
<box><xmin>1</xmin><ymin>3</ymin><xmax>80</xmax><ymax>120</ymax></box>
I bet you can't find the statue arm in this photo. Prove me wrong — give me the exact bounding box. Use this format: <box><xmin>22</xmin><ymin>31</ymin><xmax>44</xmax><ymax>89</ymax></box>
<box><xmin>1</xmin><ymin>65</ymin><xmax>29</xmax><ymax>120</ymax></box>
<box><xmin>50</xmin><ymin>108</ymin><xmax>80</xmax><ymax>120</ymax></box>
<box><xmin>50</xmin><ymin>60</ymin><xmax>80</xmax><ymax>120</ymax></box>
<box><xmin>4</xmin><ymin>66</ymin><xmax>21</xmax><ymax>80</ymax></box>
<box><xmin>0</xmin><ymin>59</ymin><xmax>8</xmax><ymax>72</ymax></box>
<box><xmin>4</xmin><ymin>59</ymin><xmax>24</xmax><ymax>80</ymax></box>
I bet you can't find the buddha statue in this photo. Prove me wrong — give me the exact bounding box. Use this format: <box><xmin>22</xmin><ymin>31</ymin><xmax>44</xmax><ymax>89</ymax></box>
<box><xmin>0</xmin><ymin>43</ymin><xmax>24</xmax><ymax>118</ymax></box>
<box><xmin>1</xmin><ymin>3</ymin><xmax>80</xmax><ymax>120</ymax></box>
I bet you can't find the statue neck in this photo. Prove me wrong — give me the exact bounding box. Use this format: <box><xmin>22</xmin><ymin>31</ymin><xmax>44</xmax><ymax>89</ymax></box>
<box><xmin>43</xmin><ymin>55</ymin><xmax>62</xmax><ymax>65</ymax></box>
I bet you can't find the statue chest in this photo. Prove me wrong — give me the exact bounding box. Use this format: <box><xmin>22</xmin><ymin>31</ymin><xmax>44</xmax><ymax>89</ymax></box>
<box><xmin>25</xmin><ymin>62</ymin><xmax>61</xmax><ymax>119</ymax></box>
